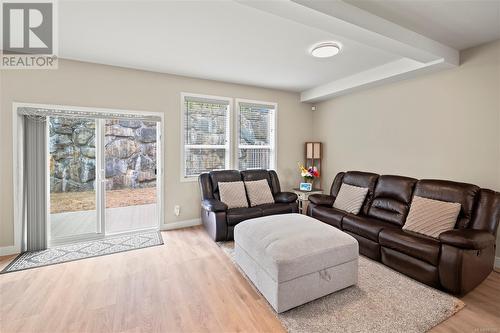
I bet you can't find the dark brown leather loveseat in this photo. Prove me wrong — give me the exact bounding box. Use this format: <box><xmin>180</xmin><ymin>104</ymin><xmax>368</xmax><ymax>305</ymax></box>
<box><xmin>308</xmin><ymin>171</ymin><xmax>500</xmax><ymax>295</ymax></box>
<box><xmin>199</xmin><ymin>169</ymin><xmax>298</xmax><ymax>241</ymax></box>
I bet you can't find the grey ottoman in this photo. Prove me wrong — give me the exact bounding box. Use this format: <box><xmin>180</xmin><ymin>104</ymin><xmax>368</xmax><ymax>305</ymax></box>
<box><xmin>234</xmin><ymin>213</ymin><xmax>358</xmax><ymax>313</ymax></box>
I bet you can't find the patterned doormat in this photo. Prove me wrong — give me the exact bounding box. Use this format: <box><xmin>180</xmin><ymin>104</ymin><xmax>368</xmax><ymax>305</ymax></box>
<box><xmin>1</xmin><ymin>231</ymin><xmax>163</xmax><ymax>274</ymax></box>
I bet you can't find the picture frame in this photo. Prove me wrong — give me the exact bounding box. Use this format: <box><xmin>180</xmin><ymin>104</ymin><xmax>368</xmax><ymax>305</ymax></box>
<box><xmin>299</xmin><ymin>182</ymin><xmax>312</xmax><ymax>191</ymax></box>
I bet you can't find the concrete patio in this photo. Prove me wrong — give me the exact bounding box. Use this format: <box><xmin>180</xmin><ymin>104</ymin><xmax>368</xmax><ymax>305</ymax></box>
<box><xmin>50</xmin><ymin>203</ymin><xmax>158</xmax><ymax>239</ymax></box>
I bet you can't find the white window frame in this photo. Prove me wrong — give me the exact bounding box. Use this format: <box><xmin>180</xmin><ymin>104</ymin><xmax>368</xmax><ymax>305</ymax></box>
<box><xmin>235</xmin><ymin>98</ymin><xmax>278</xmax><ymax>171</ymax></box>
<box><xmin>180</xmin><ymin>93</ymin><xmax>233</xmax><ymax>181</ymax></box>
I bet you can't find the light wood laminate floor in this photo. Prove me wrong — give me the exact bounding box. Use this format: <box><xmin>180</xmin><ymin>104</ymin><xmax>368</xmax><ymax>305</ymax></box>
<box><xmin>0</xmin><ymin>226</ymin><xmax>499</xmax><ymax>333</ymax></box>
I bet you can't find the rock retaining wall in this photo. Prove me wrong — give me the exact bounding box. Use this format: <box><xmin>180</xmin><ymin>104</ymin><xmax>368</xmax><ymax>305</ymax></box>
<box><xmin>49</xmin><ymin>117</ymin><xmax>157</xmax><ymax>192</ymax></box>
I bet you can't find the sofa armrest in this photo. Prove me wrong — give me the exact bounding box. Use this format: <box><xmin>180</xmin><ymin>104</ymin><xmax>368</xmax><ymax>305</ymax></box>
<box><xmin>274</xmin><ymin>192</ymin><xmax>298</xmax><ymax>204</ymax></box>
<box><xmin>308</xmin><ymin>194</ymin><xmax>335</xmax><ymax>206</ymax></box>
<box><xmin>439</xmin><ymin>229</ymin><xmax>495</xmax><ymax>250</ymax></box>
<box><xmin>201</xmin><ymin>199</ymin><xmax>228</xmax><ymax>212</ymax></box>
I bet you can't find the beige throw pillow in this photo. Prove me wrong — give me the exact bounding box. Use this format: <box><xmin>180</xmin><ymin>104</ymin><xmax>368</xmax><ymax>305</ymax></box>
<box><xmin>218</xmin><ymin>181</ymin><xmax>248</xmax><ymax>209</ymax></box>
<box><xmin>403</xmin><ymin>196</ymin><xmax>461</xmax><ymax>238</ymax></box>
<box><xmin>244</xmin><ymin>179</ymin><xmax>275</xmax><ymax>207</ymax></box>
<box><xmin>333</xmin><ymin>183</ymin><xmax>369</xmax><ymax>215</ymax></box>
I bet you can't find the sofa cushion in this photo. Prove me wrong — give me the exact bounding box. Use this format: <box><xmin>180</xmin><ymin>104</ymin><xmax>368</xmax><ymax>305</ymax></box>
<box><xmin>226</xmin><ymin>207</ymin><xmax>263</xmax><ymax>226</ymax></box>
<box><xmin>219</xmin><ymin>181</ymin><xmax>249</xmax><ymax>209</ymax></box>
<box><xmin>241</xmin><ymin>169</ymin><xmax>277</xmax><ymax>194</ymax></box>
<box><xmin>258</xmin><ymin>203</ymin><xmax>295</xmax><ymax>216</ymax></box>
<box><xmin>367</xmin><ymin>175</ymin><xmax>417</xmax><ymax>226</ymax></box>
<box><xmin>333</xmin><ymin>184</ymin><xmax>369</xmax><ymax>215</ymax></box>
<box><xmin>342</xmin><ymin>171</ymin><xmax>379</xmax><ymax>215</ymax></box>
<box><xmin>244</xmin><ymin>179</ymin><xmax>275</xmax><ymax>207</ymax></box>
<box><xmin>209</xmin><ymin>170</ymin><xmax>242</xmax><ymax>200</ymax></box>
<box><xmin>413</xmin><ymin>179</ymin><xmax>479</xmax><ymax>229</ymax></box>
<box><xmin>379</xmin><ymin>228</ymin><xmax>441</xmax><ymax>266</ymax></box>
<box><xmin>403</xmin><ymin>196</ymin><xmax>461</xmax><ymax>238</ymax></box>
<box><xmin>342</xmin><ymin>214</ymin><xmax>398</xmax><ymax>242</ymax></box>
<box><xmin>310</xmin><ymin>205</ymin><xmax>346</xmax><ymax>228</ymax></box>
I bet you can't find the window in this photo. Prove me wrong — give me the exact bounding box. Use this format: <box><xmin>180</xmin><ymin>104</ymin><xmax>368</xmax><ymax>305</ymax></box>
<box><xmin>181</xmin><ymin>94</ymin><xmax>277</xmax><ymax>179</ymax></box>
<box><xmin>236</xmin><ymin>99</ymin><xmax>276</xmax><ymax>170</ymax></box>
<box><xmin>182</xmin><ymin>94</ymin><xmax>231</xmax><ymax>178</ymax></box>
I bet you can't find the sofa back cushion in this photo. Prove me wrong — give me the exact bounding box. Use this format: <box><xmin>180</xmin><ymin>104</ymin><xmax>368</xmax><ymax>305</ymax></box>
<box><xmin>241</xmin><ymin>169</ymin><xmax>280</xmax><ymax>195</ymax></box>
<box><xmin>403</xmin><ymin>196</ymin><xmax>461</xmax><ymax>238</ymax></box>
<box><xmin>209</xmin><ymin>170</ymin><xmax>242</xmax><ymax>200</ymax></box>
<box><xmin>219</xmin><ymin>181</ymin><xmax>249</xmax><ymax>209</ymax></box>
<box><xmin>244</xmin><ymin>179</ymin><xmax>275</xmax><ymax>207</ymax></box>
<box><xmin>413</xmin><ymin>180</ymin><xmax>479</xmax><ymax>229</ymax></box>
<box><xmin>341</xmin><ymin>171</ymin><xmax>379</xmax><ymax>215</ymax></box>
<box><xmin>368</xmin><ymin>175</ymin><xmax>417</xmax><ymax>226</ymax></box>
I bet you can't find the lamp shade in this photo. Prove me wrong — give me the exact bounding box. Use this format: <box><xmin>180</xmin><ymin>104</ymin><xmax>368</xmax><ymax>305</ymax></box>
<box><xmin>306</xmin><ymin>143</ymin><xmax>313</xmax><ymax>159</ymax></box>
<box><xmin>305</xmin><ymin>142</ymin><xmax>321</xmax><ymax>159</ymax></box>
<box><xmin>313</xmin><ymin>143</ymin><xmax>321</xmax><ymax>158</ymax></box>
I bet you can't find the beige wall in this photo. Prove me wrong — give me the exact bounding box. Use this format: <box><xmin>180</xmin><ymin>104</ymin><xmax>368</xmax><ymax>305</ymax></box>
<box><xmin>0</xmin><ymin>59</ymin><xmax>313</xmax><ymax>247</ymax></box>
<box><xmin>313</xmin><ymin>40</ymin><xmax>500</xmax><ymax>256</ymax></box>
<box><xmin>2</xmin><ymin>40</ymin><xmax>499</xmax><ymax>258</ymax></box>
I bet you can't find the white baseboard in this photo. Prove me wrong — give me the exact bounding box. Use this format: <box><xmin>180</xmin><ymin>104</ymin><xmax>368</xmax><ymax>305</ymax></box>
<box><xmin>495</xmin><ymin>256</ymin><xmax>500</xmax><ymax>271</ymax></box>
<box><xmin>161</xmin><ymin>218</ymin><xmax>202</xmax><ymax>231</ymax></box>
<box><xmin>0</xmin><ymin>245</ymin><xmax>20</xmax><ymax>257</ymax></box>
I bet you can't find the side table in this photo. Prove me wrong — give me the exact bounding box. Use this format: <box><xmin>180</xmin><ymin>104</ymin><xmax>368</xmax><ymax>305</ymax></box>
<box><xmin>293</xmin><ymin>188</ymin><xmax>323</xmax><ymax>214</ymax></box>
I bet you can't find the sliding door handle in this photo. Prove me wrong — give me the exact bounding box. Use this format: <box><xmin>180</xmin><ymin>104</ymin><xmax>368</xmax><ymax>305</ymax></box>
<box><xmin>97</xmin><ymin>169</ymin><xmax>106</xmax><ymax>182</ymax></box>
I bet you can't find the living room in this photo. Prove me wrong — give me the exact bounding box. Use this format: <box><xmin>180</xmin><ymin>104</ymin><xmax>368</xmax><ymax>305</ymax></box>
<box><xmin>0</xmin><ymin>1</ymin><xmax>499</xmax><ymax>332</ymax></box>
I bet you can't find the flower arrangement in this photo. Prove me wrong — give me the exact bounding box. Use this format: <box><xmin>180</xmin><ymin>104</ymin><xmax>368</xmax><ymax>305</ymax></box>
<box><xmin>298</xmin><ymin>163</ymin><xmax>320</xmax><ymax>183</ymax></box>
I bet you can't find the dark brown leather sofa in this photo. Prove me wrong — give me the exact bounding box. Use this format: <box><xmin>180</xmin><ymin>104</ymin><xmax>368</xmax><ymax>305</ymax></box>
<box><xmin>199</xmin><ymin>169</ymin><xmax>298</xmax><ymax>241</ymax></box>
<box><xmin>308</xmin><ymin>171</ymin><xmax>500</xmax><ymax>295</ymax></box>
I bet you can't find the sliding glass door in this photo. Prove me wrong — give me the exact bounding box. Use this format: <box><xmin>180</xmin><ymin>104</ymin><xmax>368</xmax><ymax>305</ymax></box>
<box><xmin>49</xmin><ymin>116</ymin><xmax>102</xmax><ymax>242</ymax></box>
<box><xmin>37</xmin><ymin>106</ymin><xmax>162</xmax><ymax>246</ymax></box>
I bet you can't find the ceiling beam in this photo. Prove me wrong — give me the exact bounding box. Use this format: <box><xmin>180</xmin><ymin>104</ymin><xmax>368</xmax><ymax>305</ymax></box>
<box><xmin>300</xmin><ymin>58</ymin><xmax>452</xmax><ymax>102</ymax></box>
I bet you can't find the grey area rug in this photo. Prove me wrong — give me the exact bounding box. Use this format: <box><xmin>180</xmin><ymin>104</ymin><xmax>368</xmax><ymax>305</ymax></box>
<box><xmin>2</xmin><ymin>231</ymin><xmax>163</xmax><ymax>273</ymax></box>
<box><xmin>217</xmin><ymin>241</ymin><xmax>464</xmax><ymax>333</ymax></box>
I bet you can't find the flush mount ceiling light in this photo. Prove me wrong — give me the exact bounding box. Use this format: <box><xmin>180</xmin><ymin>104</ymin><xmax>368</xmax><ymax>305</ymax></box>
<box><xmin>310</xmin><ymin>42</ymin><xmax>342</xmax><ymax>58</ymax></box>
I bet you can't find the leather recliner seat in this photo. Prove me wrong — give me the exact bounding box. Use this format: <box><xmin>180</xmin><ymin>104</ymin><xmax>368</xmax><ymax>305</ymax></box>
<box><xmin>199</xmin><ymin>169</ymin><xmax>298</xmax><ymax>241</ymax></box>
<box><xmin>308</xmin><ymin>171</ymin><xmax>500</xmax><ymax>295</ymax></box>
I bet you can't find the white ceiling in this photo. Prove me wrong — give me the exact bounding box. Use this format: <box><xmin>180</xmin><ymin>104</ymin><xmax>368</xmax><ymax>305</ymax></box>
<box><xmin>345</xmin><ymin>0</ymin><xmax>500</xmax><ymax>51</ymax></box>
<box><xmin>59</xmin><ymin>1</ymin><xmax>398</xmax><ymax>92</ymax></box>
<box><xmin>58</xmin><ymin>0</ymin><xmax>499</xmax><ymax>101</ymax></box>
